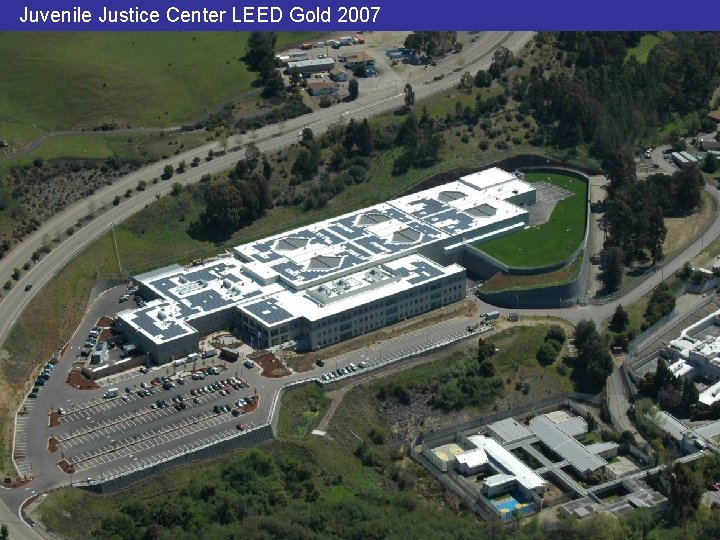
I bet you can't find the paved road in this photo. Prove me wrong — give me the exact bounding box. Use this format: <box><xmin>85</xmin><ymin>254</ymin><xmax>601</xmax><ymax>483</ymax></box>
<box><xmin>0</xmin><ymin>31</ymin><xmax>534</xmax><ymax>352</ymax></box>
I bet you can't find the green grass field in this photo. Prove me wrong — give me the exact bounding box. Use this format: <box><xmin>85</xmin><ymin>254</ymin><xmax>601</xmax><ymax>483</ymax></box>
<box><xmin>476</xmin><ymin>172</ymin><xmax>587</xmax><ymax>268</ymax></box>
<box><xmin>0</xmin><ymin>32</ymin><xmax>316</xmax><ymax>133</ymax></box>
<box><xmin>625</xmin><ymin>34</ymin><xmax>662</xmax><ymax>63</ymax></box>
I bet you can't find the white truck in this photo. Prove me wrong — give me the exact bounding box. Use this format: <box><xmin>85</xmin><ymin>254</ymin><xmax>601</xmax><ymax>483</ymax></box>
<box><xmin>339</xmin><ymin>36</ymin><xmax>352</xmax><ymax>46</ymax></box>
<box><xmin>103</xmin><ymin>388</ymin><xmax>119</xmax><ymax>398</ymax></box>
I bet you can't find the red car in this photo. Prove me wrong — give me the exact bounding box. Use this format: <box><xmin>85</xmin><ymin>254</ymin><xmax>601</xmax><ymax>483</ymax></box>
<box><xmin>708</xmin><ymin>483</ymin><xmax>720</xmax><ymax>492</ymax></box>
<box><xmin>236</xmin><ymin>423</ymin><xmax>247</xmax><ymax>431</ymax></box>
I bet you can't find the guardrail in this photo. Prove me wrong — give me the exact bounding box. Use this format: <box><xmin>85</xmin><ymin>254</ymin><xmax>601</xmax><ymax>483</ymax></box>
<box><xmin>81</xmin><ymin>324</ymin><xmax>487</xmax><ymax>493</ymax></box>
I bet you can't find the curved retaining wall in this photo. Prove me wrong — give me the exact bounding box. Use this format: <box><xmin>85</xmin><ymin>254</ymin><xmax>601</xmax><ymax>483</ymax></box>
<box><xmin>465</xmin><ymin>166</ymin><xmax>591</xmax><ymax>308</ymax></box>
<box><xmin>475</xmin><ymin>272</ymin><xmax>583</xmax><ymax>309</ymax></box>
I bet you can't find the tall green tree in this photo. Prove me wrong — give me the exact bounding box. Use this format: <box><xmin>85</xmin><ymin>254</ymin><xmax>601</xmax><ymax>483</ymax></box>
<box><xmin>245</xmin><ymin>32</ymin><xmax>277</xmax><ymax>72</ymax></box>
<box><xmin>601</xmin><ymin>247</ymin><xmax>624</xmax><ymax>293</ymax></box>
<box><xmin>610</xmin><ymin>304</ymin><xmax>629</xmax><ymax>332</ymax></box>
<box><xmin>348</xmin><ymin>78</ymin><xmax>359</xmax><ymax>100</ymax></box>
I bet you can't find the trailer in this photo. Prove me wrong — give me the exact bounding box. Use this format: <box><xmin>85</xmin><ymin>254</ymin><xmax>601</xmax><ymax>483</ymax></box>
<box><xmin>482</xmin><ymin>311</ymin><xmax>501</xmax><ymax>320</ymax></box>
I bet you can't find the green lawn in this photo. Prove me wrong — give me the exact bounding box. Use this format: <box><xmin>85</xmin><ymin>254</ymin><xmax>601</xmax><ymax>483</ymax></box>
<box><xmin>625</xmin><ymin>34</ymin><xmax>662</xmax><ymax>63</ymax></box>
<box><xmin>476</xmin><ymin>172</ymin><xmax>587</xmax><ymax>268</ymax></box>
<box><xmin>0</xmin><ymin>32</ymin><xmax>317</xmax><ymax>133</ymax></box>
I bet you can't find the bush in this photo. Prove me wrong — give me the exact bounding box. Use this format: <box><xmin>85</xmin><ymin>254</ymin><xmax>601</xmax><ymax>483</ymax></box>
<box><xmin>112</xmin><ymin>195</ymin><xmax>121</xmax><ymax>206</ymax></box>
<box><xmin>536</xmin><ymin>341</ymin><xmax>558</xmax><ymax>366</ymax></box>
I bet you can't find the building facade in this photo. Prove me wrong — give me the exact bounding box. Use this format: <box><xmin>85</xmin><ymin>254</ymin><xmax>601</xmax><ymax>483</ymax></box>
<box><xmin>116</xmin><ymin>168</ymin><xmax>536</xmax><ymax>363</ymax></box>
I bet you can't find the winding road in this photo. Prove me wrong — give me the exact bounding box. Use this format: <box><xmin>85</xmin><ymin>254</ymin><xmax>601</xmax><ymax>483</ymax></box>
<box><xmin>0</xmin><ymin>32</ymin><xmax>535</xmax><ymax>539</ymax></box>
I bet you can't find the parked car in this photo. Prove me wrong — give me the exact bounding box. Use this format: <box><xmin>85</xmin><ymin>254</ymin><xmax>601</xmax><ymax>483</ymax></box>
<box><xmin>125</xmin><ymin>387</ymin><xmax>133</xmax><ymax>393</ymax></box>
<box><xmin>236</xmin><ymin>423</ymin><xmax>247</xmax><ymax>431</ymax></box>
<box><xmin>24</xmin><ymin>284</ymin><xmax>32</xmax><ymax>292</ymax></box>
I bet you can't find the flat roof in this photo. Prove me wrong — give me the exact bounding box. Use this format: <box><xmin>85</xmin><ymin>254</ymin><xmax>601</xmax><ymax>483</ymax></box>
<box><xmin>288</xmin><ymin>58</ymin><xmax>335</xmax><ymax>69</ymax></box>
<box><xmin>234</xmin><ymin>167</ymin><xmax>530</xmax><ymax>290</ymax></box>
<box><xmin>487</xmin><ymin>417</ymin><xmax>533</xmax><ymax>444</ymax></box>
<box><xmin>455</xmin><ymin>447</ymin><xmax>488</xmax><ymax>469</ymax></box>
<box><xmin>529</xmin><ymin>415</ymin><xmax>605</xmax><ymax>474</ymax></box>
<box><xmin>652</xmin><ymin>411</ymin><xmax>689</xmax><ymax>441</ymax></box>
<box><xmin>467</xmin><ymin>435</ymin><xmax>545</xmax><ymax>491</ymax></box>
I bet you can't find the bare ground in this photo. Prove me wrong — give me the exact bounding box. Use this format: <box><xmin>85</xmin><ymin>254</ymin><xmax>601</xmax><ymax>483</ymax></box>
<box><xmin>664</xmin><ymin>190</ymin><xmax>716</xmax><ymax>258</ymax></box>
<box><xmin>317</xmin><ymin>317</ymin><xmax>577</xmax><ymax>448</ymax></box>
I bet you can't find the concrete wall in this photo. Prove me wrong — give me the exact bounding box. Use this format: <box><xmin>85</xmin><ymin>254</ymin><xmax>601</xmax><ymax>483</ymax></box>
<box><xmin>476</xmin><ymin>274</ymin><xmax>583</xmax><ymax>309</ymax></box>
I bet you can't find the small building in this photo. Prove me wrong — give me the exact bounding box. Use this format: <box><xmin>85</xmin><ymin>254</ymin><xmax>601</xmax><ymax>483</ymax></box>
<box><xmin>287</xmin><ymin>57</ymin><xmax>335</xmax><ymax>75</ymax></box>
<box><xmin>307</xmin><ymin>81</ymin><xmax>337</xmax><ymax>96</ymax></box>
<box><xmin>343</xmin><ymin>51</ymin><xmax>375</xmax><ymax>68</ymax></box>
<box><xmin>91</xmin><ymin>341</ymin><xmax>109</xmax><ymax>365</ymax></box>
<box><xmin>708</xmin><ymin>109</ymin><xmax>720</xmax><ymax>124</ymax></box>
<box><xmin>329</xmin><ymin>67</ymin><xmax>348</xmax><ymax>82</ymax></box>
<box><xmin>671</xmin><ymin>151</ymin><xmax>698</xmax><ymax>169</ymax></box>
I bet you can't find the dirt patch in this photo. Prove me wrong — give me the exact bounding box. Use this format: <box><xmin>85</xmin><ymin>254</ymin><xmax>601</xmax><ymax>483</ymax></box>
<box><xmin>665</xmin><ymin>190</ymin><xmax>716</xmax><ymax>258</ymax></box>
<box><xmin>2</xmin><ymin>476</ymin><xmax>34</xmax><ymax>488</ymax></box>
<box><xmin>96</xmin><ymin>316</ymin><xmax>114</xmax><ymax>327</ymax></box>
<box><xmin>58</xmin><ymin>459</ymin><xmax>75</xmax><ymax>474</ymax></box>
<box><xmin>48</xmin><ymin>437</ymin><xmax>59</xmax><ymax>453</ymax></box>
<box><xmin>49</xmin><ymin>412</ymin><xmax>61</xmax><ymax>427</ymax></box>
<box><xmin>251</xmin><ymin>350</ymin><xmax>291</xmax><ymax>378</ymax></box>
<box><xmin>242</xmin><ymin>395</ymin><xmax>259</xmax><ymax>414</ymax></box>
<box><xmin>66</xmin><ymin>368</ymin><xmax>99</xmax><ymax>390</ymax></box>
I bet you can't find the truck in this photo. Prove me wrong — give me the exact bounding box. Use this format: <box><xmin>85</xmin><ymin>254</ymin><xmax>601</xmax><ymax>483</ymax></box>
<box><xmin>482</xmin><ymin>310</ymin><xmax>501</xmax><ymax>321</ymax></box>
<box><xmin>300</xmin><ymin>42</ymin><xmax>312</xmax><ymax>50</ymax></box>
<box><xmin>339</xmin><ymin>36</ymin><xmax>352</xmax><ymax>46</ymax></box>
<box><xmin>314</xmin><ymin>41</ymin><xmax>325</xmax><ymax>48</ymax></box>
<box><xmin>186</xmin><ymin>352</ymin><xmax>200</xmax><ymax>363</ymax></box>
<box><xmin>103</xmin><ymin>388</ymin><xmax>119</xmax><ymax>398</ymax></box>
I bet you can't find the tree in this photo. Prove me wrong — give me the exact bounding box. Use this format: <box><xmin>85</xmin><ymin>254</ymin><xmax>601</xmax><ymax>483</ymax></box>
<box><xmin>171</xmin><ymin>183</ymin><xmax>183</xmax><ymax>197</ymax></box>
<box><xmin>703</xmin><ymin>152</ymin><xmax>718</xmax><ymax>173</ymax></box>
<box><xmin>600</xmin><ymin>247</ymin><xmax>624</xmax><ymax>293</ymax></box>
<box><xmin>682</xmin><ymin>376</ymin><xmax>699</xmax><ymax>410</ymax></box>
<box><xmin>162</xmin><ymin>164</ymin><xmax>174</xmax><ymax>180</ymax></box>
<box><xmin>403</xmin><ymin>83</ymin><xmax>415</xmax><ymax>110</ymax></box>
<box><xmin>488</xmin><ymin>46</ymin><xmax>515</xmax><ymax>79</ymax></box>
<box><xmin>474</xmin><ymin>69</ymin><xmax>492</xmax><ymax>88</ymax></box>
<box><xmin>177</xmin><ymin>160</ymin><xmax>187</xmax><ymax>173</ymax></box>
<box><xmin>536</xmin><ymin>341</ymin><xmax>558</xmax><ymax>366</ymax></box>
<box><xmin>677</xmin><ymin>261</ymin><xmax>694</xmax><ymax>282</ymax></box>
<box><xmin>574</xmin><ymin>320</ymin><xmax>613</xmax><ymax>392</ymax></box>
<box><xmin>667</xmin><ymin>461</ymin><xmax>704</xmax><ymax>522</ymax></box>
<box><xmin>459</xmin><ymin>71</ymin><xmax>473</xmax><ymax>91</ymax></box>
<box><xmin>348</xmin><ymin>78</ymin><xmax>359</xmax><ymax>100</ymax></box>
<box><xmin>404</xmin><ymin>31</ymin><xmax>458</xmax><ymax>59</ymax></box>
<box><xmin>603</xmin><ymin>147</ymin><xmax>636</xmax><ymax>194</ymax></box>
<box><xmin>672</xmin><ymin>166</ymin><xmax>704</xmax><ymax>214</ymax></box>
<box><xmin>245</xmin><ymin>31</ymin><xmax>277</xmax><ymax>72</ymax></box>
<box><xmin>546</xmin><ymin>325</ymin><xmax>566</xmax><ymax>344</ymax></box>
<box><xmin>476</xmin><ymin>338</ymin><xmax>495</xmax><ymax>364</ymax></box>
<box><xmin>610</xmin><ymin>305</ymin><xmax>629</xmax><ymax>332</ymax></box>
<box><xmin>261</xmin><ymin>69</ymin><xmax>285</xmax><ymax>98</ymax></box>
<box><xmin>478</xmin><ymin>358</ymin><xmax>496</xmax><ymax>377</ymax></box>
<box><xmin>289</xmin><ymin>67</ymin><xmax>301</xmax><ymax>87</ymax></box>
<box><xmin>0</xmin><ymin>523</ymin><xmax>8</xmax><ymax>539</ymax></box>
<box><xmin>12</xmin><ymin>268</ymin><xmax>20</xmax><ymax>281</ymax></box>
<box><xmin>245</xmin><ymin>142</ymin><xmax>261</xmax><ymax>164</ymax></box>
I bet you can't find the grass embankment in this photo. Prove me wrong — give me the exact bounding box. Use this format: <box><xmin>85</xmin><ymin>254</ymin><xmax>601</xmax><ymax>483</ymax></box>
<box><xmin>277</xmin><ymin>384</ymin><xmax>330</xmax><ymax>439</ymax></box>
<box><xmin>476</xmin><ymin>172</ymin><xmax>587</xmax><ymax>268</ymax></box>
<box><xmin>481</xmin><ymin>250</ymin><xmax>583</xmax><ymax>293</ymax></box>
<box><xmin>35</xmin><ymin>324</ymin><xmax>575</xmax><ymax>539</ymax></box>
<box><xmin>0</xmin><ymin>32</ymin><xmax>316</xmax><ymax>133</ymax></box>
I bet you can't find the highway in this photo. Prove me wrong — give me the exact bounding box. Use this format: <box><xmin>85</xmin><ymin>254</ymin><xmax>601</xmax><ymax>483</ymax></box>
<box><xmin>0</xmin><ymin>32</ymin><xmax>534</xmax><ymax>538</ymax></box>
<box><xmin>0</xmin><ymin>31</ymin><xmax>534</xmax><ymax>351</ymax></box>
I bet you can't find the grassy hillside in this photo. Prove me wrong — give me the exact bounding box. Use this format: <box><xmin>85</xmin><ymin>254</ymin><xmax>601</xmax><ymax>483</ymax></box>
<box><xmin>0</xmin><ymin>32</ymin><xmax>315</xmax><ymax>133</ymax></box>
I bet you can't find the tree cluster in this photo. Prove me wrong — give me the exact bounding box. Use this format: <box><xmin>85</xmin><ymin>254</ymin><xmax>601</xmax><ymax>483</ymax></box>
<box><xmin>404</xmin><ymin>31</ymin><xmax>458</xmax><ymax>59</ymax></box>
<box><xmin>392</xmin><ymin>108</ymin><xmax>444</xmax><ymax>174</ymax></box>
<box><xmin>643</xmin><ymin>282</ymin><xmax>676</xmax><ymax>329</ymax></box>
<box><xmin>536</xmin><ymin>326</ymin><xmax>566</xmax><ymax>366</ymax></box>
<box><xmin>572</xmin><ymin>320</ymin><xmax>613</xmax><ymax>392</ymax></box>
<box><xmin>638</xmin><ymin>358</ymin><xmax>698</xmax><ymax>416</ymax></box>
<box><xmin>193</xmin><ymin>172</ymin><xmax>271</xmax><ymax>240</ymax></box>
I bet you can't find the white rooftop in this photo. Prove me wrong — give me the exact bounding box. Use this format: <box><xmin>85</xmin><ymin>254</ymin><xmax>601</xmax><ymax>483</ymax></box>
<box><xmin>529</xmin><ymin>414</ymin><xmax>605</xmax><ymax>475</ymax></box>
<box><xmin>455</xmin><ymin>447</ymin><xmax>488</xmax><ymax>469</ymax></box>
<box><xmin>467</xmin><ymin>435</ymin><xmax>545</xmax><ymax>491</ymax></box>
<box><xmin>487</xmin><ymin>417</ymin><xmax>533</xmax><ymax>444</ymax></box>
<box><xmin>233</xmin><ymin>167</ymin><xmax>531</xmax><ymax>290</ymax></box>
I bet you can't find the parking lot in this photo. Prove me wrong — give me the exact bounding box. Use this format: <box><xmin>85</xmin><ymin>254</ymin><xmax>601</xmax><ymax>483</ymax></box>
<box><xmin>14</xmin><ymin>280</ymin><xmax>489</xmax><ymax>488</ymax></box>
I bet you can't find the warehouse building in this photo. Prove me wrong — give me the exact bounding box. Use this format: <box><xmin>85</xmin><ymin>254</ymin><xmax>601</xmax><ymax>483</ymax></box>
<box><xmin>116</xmin><ymin>168</ymin><xmax>536</xmax><ymax>363</ymax></box>
<box><xmin>286</xmin><ymin>57</ymin><xmax>335</xmax><ymax>75</ymax></box>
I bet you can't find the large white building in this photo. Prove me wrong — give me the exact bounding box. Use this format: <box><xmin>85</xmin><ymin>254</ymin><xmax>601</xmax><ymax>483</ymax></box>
<box><xmin>662</xmin><ymin>309</ymin><xmax>720</xmax><ymax>405</ymax></box>
<box><xmin>115</xmin><ymin>168</ymin><xmax>536</xmax><ymax>362</ymax></box>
